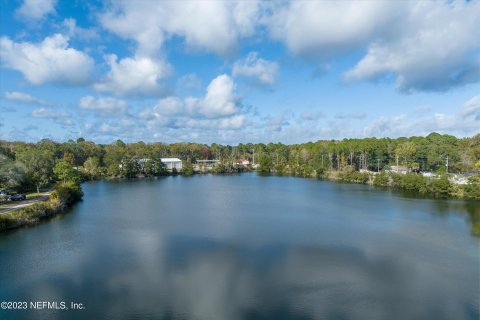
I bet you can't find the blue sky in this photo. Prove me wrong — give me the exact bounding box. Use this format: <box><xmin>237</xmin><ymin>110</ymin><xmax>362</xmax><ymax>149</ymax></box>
<box><xmin>0</xmin><ymin>0</ymin><xmax>479</xmax><ymax>144</ymax></box>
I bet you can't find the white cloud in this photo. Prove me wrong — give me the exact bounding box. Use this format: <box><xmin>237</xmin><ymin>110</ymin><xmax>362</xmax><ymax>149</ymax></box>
<box><xmin>79</xmin><ymin>96</ymin><xmax>128</xmax><ymax>117</ymax></box>
<box><xmin>152</xmin><ymin>97</ymin><xmax>183</xmax><ymax>116</ymax></box>
<box><xmin>139</xmin><ymin>74</ymin><xmax>244</xmax><ymax>131</ymax></box>
<box><xmin>232</xmin><ymin>52</ymin><xmax>279</xmax><ymax>86</ymax></box>
<box><xmin>363</xmin><ymin>97</ymin><xmax>480</xmax><ymax>138</ymax></box>
<box><xmin>4</xmin><ymin>91</ymin><xmax>47</xmax><ymax>105</ymax></box>
<box><xmin>200</xmin><ymin>74</ymin><xmax>239</xmax><ymax>117</ymax></box>
<box><xmin>156</xmin><ymin>74</ymin><xmax>240</xmax><ymax>119</ymax></box>
<box><xmin>461</xmin><ymin>96</ymin><xmax>480</xmax><ymax>120</ymax></box>
<box><xmin>63</xmin><ymin>18</ymin><xmax>98</xmax><ymax>40</ymax></box>
<box><xmin>31</xmin><ymin>107</ymin><xmax>73</xmax><ymax>126</ymax></box>
<box><xmin>16</xmin><ymin>0</ymin><xmax>56</xmax><ymax>22</ymax></box>
<box><xmin>343</xmin><ymin>1</ymin><xmax>480</xmax><ymax>92</ymax></box>
<box><xmin>0</xmin><ymin>34</ymin><xmax>94</xmax><ymax>85</ymax></box>
<box><xmin>177</xmin><ymin>115</ymin><xmax>246</xmax><ymax>130</ymax></box>
<box><xmin>94</xmin><ymin>54</ymin><xmax>170</xmax><ymax>97</ymax></box>
<box><xmin>101</xmin><ymin>1</ymin><xmax>261</xmax><ymax>56</ymax></box>
<box><xmin>268</xmin><ymin>1</ymin><xmax>401</xmax><ymax>58</ymax></box>
<box><xmin>267</xmin><ymin>1</ymin><xmax>480</xmax><ymax>92</ymax></box>
<box><xmin>265</xmin><ymin>111</ymin><xmax>292</xmax><ymax>132</ymax></box>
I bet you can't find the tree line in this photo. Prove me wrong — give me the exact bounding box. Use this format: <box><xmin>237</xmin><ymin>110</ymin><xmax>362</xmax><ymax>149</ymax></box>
<box><xmin>0</xmin><ymin>132</ymin><xmax>479</xmax><ymax>197</ymax></box>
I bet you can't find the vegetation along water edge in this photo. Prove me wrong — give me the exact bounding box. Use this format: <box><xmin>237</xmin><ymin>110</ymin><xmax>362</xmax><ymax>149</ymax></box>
<box><xmin>1</xmin><ymin>132</ymin><xmax>479</xmax><ymax>232</ymax></box>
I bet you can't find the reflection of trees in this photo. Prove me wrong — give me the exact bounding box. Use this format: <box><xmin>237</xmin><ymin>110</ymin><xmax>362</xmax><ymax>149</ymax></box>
<box><xmin>465</xmin><ymin>201</ymin><xmax>480</xmax><ymax>237</ymax></box>
<box><xmin>429</xmin><ymin>199</ymin><xmax>480</xmax><ymax>238</ymax></box>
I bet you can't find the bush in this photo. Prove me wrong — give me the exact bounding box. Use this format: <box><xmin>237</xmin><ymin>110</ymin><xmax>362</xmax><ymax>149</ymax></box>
<box><xmin>463</xmin><ymin>180</ymin><xmax>480</xmax><ymax>199</ymax></box>
<box><xmin>428</xmin><ymin>175</ymin><xmax>452</xmax><ymax>196</ymax></box>
<box><xmin>373</xmin><ymin>173</ymin><xmax>389</xmax><ymax>187</ymax></box>
<box><xmin>51</xmin><ymin>181</ymin><xmax>83</xmax><ymax>206</ymax></box>
<box><xmin>338</xmin><ymin>171</ymin><xmax>370</xmax><ymax>184</ymax></box>
<box><xmin>400</xmin><ymin>174</ymin><xmax>428</xmax><ymax>193</ymax></box>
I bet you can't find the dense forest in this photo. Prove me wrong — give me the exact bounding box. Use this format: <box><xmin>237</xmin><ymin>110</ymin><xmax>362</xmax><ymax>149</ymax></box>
<box><xmin>1</xmin><ymin>132</ymin><xmax>479</xmax><ymax>199</ymax></box>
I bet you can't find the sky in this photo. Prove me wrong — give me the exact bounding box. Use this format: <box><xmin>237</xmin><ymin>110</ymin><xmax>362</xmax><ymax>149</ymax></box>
<box><xmin>0</xmin><ymin>0</ymin><xmax>479</xmax><ymax>145</ymax></box>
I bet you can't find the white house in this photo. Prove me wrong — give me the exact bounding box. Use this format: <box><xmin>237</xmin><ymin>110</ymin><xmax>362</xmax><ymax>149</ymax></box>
<box><xmin>160</xmin><ymin>158</ymin><xmax>182</xmax><ymax>171</ymax></box>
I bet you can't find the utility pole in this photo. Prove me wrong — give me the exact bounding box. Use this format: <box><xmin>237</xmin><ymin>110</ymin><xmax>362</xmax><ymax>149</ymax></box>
<box><xmin>446</xmin><ymin>156</ymin><xmax>449</xmax><ymax>173</ymax></box>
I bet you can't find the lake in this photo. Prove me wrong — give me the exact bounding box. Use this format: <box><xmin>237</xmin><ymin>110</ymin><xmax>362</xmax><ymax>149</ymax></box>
<box><xmin>0</xmin><ymin>173</ymin><xmax>478</xmax><ymax>320</ymax></box>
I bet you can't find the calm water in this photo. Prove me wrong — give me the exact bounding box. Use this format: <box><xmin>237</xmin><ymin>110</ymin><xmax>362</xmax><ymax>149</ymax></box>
<box><xmin>0</xmin><ymin>173</ymin><xmax>479</xmax><ymax>320</ymax></box>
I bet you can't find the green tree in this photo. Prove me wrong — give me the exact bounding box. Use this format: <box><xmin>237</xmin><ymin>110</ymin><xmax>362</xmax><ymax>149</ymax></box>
<box><xmin>83</xmin><ymin>157</ymin><xmax>102</xmax><ymax>179</ymax></box>
<box><xmin>17</xmin><ymin>148</ymin><xmax>55</xmax><ymax>193</ymax></box>
<box><xmin>54</xmin><ymin>160</ymin><xmax>80</xmax><ymax>184</ymax></box>
<box><xmin>395</xmin><ymin>142</ymin><xmax>417</xmax><ymax>167</ymax></box>
<box><xmin>0</xmin><ymin>154</ymin><xmax>27</xmax><ymax>191</ymax></box>
<box><xmin>258</xmin><ymin>154</ymin><xmax>273</xmax><ymax>173</ymax></box>
<box><xmin>182</xmin><ymin>161</ymin><xmax>194</xmax><ymax>176</ymax></box>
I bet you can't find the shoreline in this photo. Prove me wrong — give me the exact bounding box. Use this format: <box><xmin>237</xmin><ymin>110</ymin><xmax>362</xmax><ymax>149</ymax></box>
<box><xmin>1</xmin><ymin>170</ymin><xmax>478</xmax><ymax>233</ymax></box>
<box><xmin>0</xmin><ymin>183</ymin><xmax>83</xmax><ymax>232</ymax></box>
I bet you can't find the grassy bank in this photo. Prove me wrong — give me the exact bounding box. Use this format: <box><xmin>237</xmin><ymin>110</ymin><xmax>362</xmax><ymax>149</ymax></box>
<box><xmin>262</xmin><ymin>166</ymin><xmax>480</xmax><ymax>200</ymax></box>
<box><xmin>0</xmin><ymin>182</ymin><xmax>83</xmax><ymax>232</ymax></box>
<box><xmin>335</xmin><ymin>171</ymin><xmax>480</xmax><ymax>199</ymax></box>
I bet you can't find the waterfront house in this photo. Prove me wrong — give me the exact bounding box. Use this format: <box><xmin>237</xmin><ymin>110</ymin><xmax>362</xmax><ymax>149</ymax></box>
<box><xmin>160</xmin><ymin>158</ymin><xmax>183</xmax><ymax>171</ymax></box>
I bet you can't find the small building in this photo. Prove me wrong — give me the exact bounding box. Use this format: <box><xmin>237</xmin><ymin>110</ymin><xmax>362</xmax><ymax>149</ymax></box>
<box><xmin>161</xmin><ymin>158</ymin><xmax>182</xmax><ymax>171</ymax></box>
<box><xmin>240</xmin><ymin>160</ymin><xmax>250</xmax><ymax>167</ymax></box>
<box><xmin>386</xmin><ymin>165</ymin><xmax>409</xmax><ymax>174</ymax></box>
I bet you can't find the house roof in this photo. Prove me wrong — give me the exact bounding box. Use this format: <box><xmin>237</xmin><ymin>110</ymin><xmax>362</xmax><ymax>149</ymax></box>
<box><xmin>160</xmin><ymin>158</ymin><xmax>182</xmax><ymax>162</ymax></box>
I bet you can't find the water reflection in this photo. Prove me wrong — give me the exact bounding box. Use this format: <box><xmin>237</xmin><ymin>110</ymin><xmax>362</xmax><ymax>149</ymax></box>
<box><xmin>0</xmin><ymin>174</ymin><xmax>478</xmax><ymax>320</ymax></box>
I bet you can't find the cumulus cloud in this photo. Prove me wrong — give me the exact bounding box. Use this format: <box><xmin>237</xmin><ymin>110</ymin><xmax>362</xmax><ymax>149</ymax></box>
<box><xmin>139</xmin><ymin>74</ymin><xmax>244</xmax><ymax>131</ymax></box>
<box><xmin>97</xmin><ymin>1</ymin><xmax>480</xmax><ymax>94</ymax></box>
<box><xmin>343</xmin><ymin>1</ymin><xmax>480</xmax><ymax>92</ymax></box>
<box><xmin>148</xmin><ymin>74</ymin><xmax>240</xmax><ymax>119</ymax></box>
<box><xmin>0</xmin><ymin>34</ymin><xmax>94</xmax><ymax>85</ymax></box>
<box><xmin>268</xmin><ymin>1</ymin><xmax>480</xmax><ymax>92</ymax></box>
<box><xmin>16</xmin><ymin>0</ymin><xmax>56</xmax><ymax>22</ymax></box>
<box><xmin>79</xmin><ymin>96</ymin><xmax>128</xmax><ymax>117</ymax></box>
<box><xmin>268</xmin><ymin>1</ymin><xmax>402</xmax><ymax>58</ymax></box>
<box><xmin>363</xmin><ymin>97</ymin><xmax>480</xmax><ymax>138</ymax></box>
<box><xmin>101</xmin><ymin>0</ymin><xmax>262</xmax><ymax>56</ymax></box>
<box><xmin>200</xmin><ymin>74</ymin><xmax>240</xmax><ymax>117</ymax></box>
<box><xmin>232</xmin><ymin>52</ymin><xmax>279</xmax><ymax>86</ymax></box>
<box><xmin>94</xmin><ymin>54</ymin><xmax>170</xmax><ymax>97</ymax></box>
<box><xmin>31</xmin><ymin>107</ymin><xmax>73</xmax><ymax>126</ymax></box>
<box><xmin>4</xmin><ymin>91</ymin><xmax>47</xmax><ymax>105</ymax></box>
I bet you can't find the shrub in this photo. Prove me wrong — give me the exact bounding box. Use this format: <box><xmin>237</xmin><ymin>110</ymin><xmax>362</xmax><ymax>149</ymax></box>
<box><xmin>463</xmin><ymin>179</ymin><xmax>480</xmax><ymax>199</ymax></box>
<box><xmin>373</xmin><ymin>173</ymin><xmax>389</xmax><ymax>187</ymax></box>
<box><xmin>428</xmin><ymin>175</ymin><xmax>452</xmax><ymax>196</ymax></box>
<box><xmin>338</xmin><ymin>171</ymin><xmax>370</xmax><ymax>184</ymax></box>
